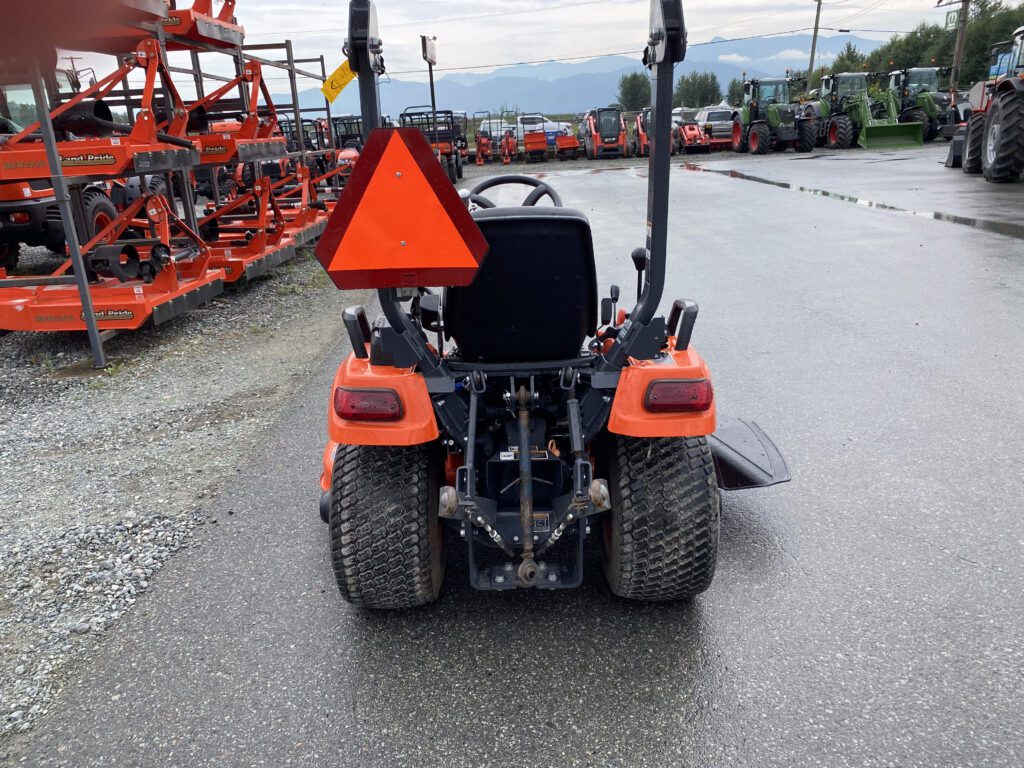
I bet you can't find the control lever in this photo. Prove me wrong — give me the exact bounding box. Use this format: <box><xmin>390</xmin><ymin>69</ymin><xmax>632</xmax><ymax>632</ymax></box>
<box><xmin>601</xmin><ymin>284</ymin><xmax>621</xmax><ymax>326</ymax></box>
<box><xmin>630</xmin><ymin>247</ymin><xmax>647</xmax><ymax>302</ymax></box>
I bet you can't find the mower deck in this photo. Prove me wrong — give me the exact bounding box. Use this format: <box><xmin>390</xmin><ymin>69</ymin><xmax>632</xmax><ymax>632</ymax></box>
<box><xmin>0</xmin><ymin>270</ymin><xmax>225</xmax><ymax>332</ymax></box>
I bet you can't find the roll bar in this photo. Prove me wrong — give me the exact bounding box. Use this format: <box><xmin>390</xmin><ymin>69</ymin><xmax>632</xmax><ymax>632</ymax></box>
<box><xmin>344</xmin><ymin>0</ymin><xmax>687</xmax><ymax>371</ymax></box>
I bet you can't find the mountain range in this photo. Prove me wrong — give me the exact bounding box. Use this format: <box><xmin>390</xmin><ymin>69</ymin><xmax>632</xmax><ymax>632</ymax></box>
<box><xmin>274</xmin><ymin>33</ymin><xmax>884</xmax><ymax>118</ymax></box>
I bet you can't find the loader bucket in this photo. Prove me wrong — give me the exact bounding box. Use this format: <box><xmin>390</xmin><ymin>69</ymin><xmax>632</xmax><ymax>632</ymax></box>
<box><xmin>857</xmin><ymin>121</ymin><xmax>923</xmax><ymax>150</ymax></box>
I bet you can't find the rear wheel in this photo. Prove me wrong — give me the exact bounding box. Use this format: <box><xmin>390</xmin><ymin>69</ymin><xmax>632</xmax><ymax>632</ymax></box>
<box><xmin>84</xmin><ymin>192</ymin><xmax>117</xmax><ymax>240</ymax></box>
<box><xmin>731</xmin><ymin>119</ymin><xmax>748</xmax><ymax>153</ymax></box>
<box><xmin>446</xmin><ymin>155</ymin><xmax>458</xmax><ymax>184</ymax></box>
<box><xmin>601</xmin><ymin>435</ymin><xmax>720</xmax><ymax>602</ymax></box>
<box><xmin>828</xmin><ymin>115</ymin><xmax>853</xmax><ymax>150</ymax></box>
<box><xmin>749</xmin><ymin>123</ymin><xmax>770</xmax><ymax>155</ymax></box>
<box><xmin>901</xmin><ymin>108</ymin><xmax>929</xmax><ymax>142</ymax></box>
<box><xmin>0</xmin><ymin>242</ymin><xmax>19</xmax><ymax>272</ymax></box>
<box><xmin>796</xmin><ymin>118</ymin><xmax>817</xmax><ymax>153</ymax></box>
<box><xmin>328</xmin><ymin>442</ymin><xmax>445</xmax><ymax>609</ymax></box>
<box><xmin>962</xmin><ymin>112</ymin><xmax>986</xmax><ymax>174</ymax></box>
<box><xmin>982</xmin><ymin>90</ymin><xmax>1024</xmax><ymax>183</ymax></box>
<box><xmin>456</xmin><ymin>153</ymin><xmax>464</xmax><ymax>179</ymax></box>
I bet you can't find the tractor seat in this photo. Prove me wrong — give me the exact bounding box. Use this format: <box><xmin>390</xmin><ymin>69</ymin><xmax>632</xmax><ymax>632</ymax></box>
<box><xmin>444</xmin><ymin>207</ymin><xmax>598</xmax><ymax>363</ymax></box>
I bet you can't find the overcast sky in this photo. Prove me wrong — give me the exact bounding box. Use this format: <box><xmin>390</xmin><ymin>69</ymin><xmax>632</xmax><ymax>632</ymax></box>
<box><xmin>68</xmin><ymin>0</ymin><xmax>951</xmax><ymax>94</ymax></box>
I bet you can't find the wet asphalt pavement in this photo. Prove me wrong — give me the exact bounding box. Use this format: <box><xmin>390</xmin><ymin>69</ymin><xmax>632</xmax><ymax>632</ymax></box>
<box><xmin>5</xmin><ymin>144</ymin><xmax>1023</xmax><ymax>767</ymax></box>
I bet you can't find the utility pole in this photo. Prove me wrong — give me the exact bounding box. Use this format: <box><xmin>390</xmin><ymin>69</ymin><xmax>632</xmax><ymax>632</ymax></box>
<box><xmin>808</xmin><ymin>0</ymin><xmax>823</xmax><ymax>81</ymax></box>
<box><xmin>947</xmin><ymin>0</ymin><xmax>971</xmax><ymax>91</ymax></box>
<box><xmin>59</xmin><ymin>55</ymin><xmax>83</xmax><ymax>73</ymax></box>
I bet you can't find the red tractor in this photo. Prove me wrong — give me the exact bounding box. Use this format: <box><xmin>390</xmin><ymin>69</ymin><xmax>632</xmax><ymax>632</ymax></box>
<box><xmin>962</xmin><ymin>28</ymin><xmax>1024</xmax><ymax>182</ymax></box>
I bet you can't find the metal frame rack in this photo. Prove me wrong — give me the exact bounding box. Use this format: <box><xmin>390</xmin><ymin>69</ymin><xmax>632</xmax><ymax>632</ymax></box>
<box><xmin>0</xmin><ymin>0</ymin><xmax>346</xmax><ymax>366</ymax></box>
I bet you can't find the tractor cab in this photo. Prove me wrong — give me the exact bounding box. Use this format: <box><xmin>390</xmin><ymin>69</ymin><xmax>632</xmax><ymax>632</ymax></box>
<box><xmin>888</xmin><ymin>67</ymin><xmax>952</xmax><ymax>140</ymax></box>
<box><xmin>744</xmin><ymin>78</ymin><xmax>791</xmax><ymax>121</ymax></box>
<box><xmin>331</xmin><ymin>115</ymin><xmax>364</xmax><ymax>150</ymax></box>
<box><xmin>1001</xmin><ymin>27</ymin><xmax>1024</xmax><ymax>77</ymax></box>
<box><xmin>594</xmin><ymin>107</ymin><xmax>624</xmax><ymax>141</ymax></box>
<box><xmin>822</xmin><ymin>72</ymin><xmax>868</xmax><ymax>105</ymax></box>
<box><xmin>890</xmin><ymin>67</ymin><xmax>940</xmax><ymax>97</ymax></box>
<box><xmin>399</xmin><ymin>106</ymin><xmax>463</xmax><ymax>181</ymax></box>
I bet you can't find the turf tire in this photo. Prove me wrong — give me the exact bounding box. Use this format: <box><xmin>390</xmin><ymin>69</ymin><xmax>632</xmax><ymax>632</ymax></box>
<box><xmin>329</xmin><ymin>442</ymin><xmax>444</xmax><ymax>609</ymax></box>
<box><xmin>601</xmin><ymin>435</ymin><xmax>720</xmax><ymax>602</ymax></box>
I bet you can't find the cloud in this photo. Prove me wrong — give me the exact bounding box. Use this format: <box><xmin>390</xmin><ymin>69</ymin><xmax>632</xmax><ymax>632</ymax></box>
<box><xmin>718</xmin><ymin>53</ymin><xmax>750</xmax><ymax>64</ymax></box>
<box><xmin>769</xmin><ymin>48</ymin><xmax>837</xmax><ymax>61</ymax></box>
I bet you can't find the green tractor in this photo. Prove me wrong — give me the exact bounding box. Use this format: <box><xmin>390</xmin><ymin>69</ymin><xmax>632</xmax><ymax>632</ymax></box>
<box><xmin>888</xmin><ymin>67</ymin><xmax>956</xmax><ymax>142</ymax></box>
<box><xmin>731</xmin><ymin>77</ymin><xmax>816</xmax><ymax>154</ymax></box>
<box><xmin>803</xmin><ymin>72</ymin><xmax>923</xmax><ymax>150</ymax></box>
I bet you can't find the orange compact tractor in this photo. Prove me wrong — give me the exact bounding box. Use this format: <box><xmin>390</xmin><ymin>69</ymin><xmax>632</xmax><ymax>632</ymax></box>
<box><xmin>473</xmin><ymin>110</ymin><xmax>494</xmax><ymax>165</ymax></box>
<box><xmin>581</xmin><ymin>106</ymin><xmax>628</xmax><ymax>159</ymax></box>
<box><xmin>555</xmin><ymin>126</ymin><xmax>581</xmax><ymax>160</ymax></box>
<box><xmin>520</xmin><ymin>113</ymin><xmax>549</xmax><ymax>162</ymax></box>
<box><xmin>316</xmin><ymin>0</ymin><xmax>789</xmax><ymax>609</ymax></box>
<box><xmin>676</xmin><ymin>120</ymin><xmax>712</xmax><ymax>154</ymax></box>
<box><xmin>400</xmin><ymin>106</ymin><xmax>463</xmax><ymax>182</ymax></box>
<box><xmin>499</xmin><ymin>109</ymin><xmax>519</xmax><ymax>164</ymax></box>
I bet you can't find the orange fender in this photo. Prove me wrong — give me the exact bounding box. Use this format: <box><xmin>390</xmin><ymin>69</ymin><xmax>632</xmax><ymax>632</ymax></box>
<box><xmin>327</xmin><ymin>353</ymin><xmax>439</xmax><ymax>447</ymax></box>
<box><xmin>607</xmin><ymin>343</ymin><xmax>717</xmax><ymax>438</ymax></box>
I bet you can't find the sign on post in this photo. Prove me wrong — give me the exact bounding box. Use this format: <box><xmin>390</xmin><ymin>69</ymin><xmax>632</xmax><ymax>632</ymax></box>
<box><xmin>945</xmin><ymin>9</ymin><xmax>959</xmax><ymax>30</ymax></box>
<box><xmin>421</xmin><ymin>36</ymin><xmax>437</xmax><ymax>66</ymax></box>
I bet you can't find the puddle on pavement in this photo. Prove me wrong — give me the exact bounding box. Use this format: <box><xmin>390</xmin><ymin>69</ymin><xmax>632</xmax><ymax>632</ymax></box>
<box><xmin>682</xmin><ymin>164</ymin><xmax>1024</xmax><ymax>241</ymax></box>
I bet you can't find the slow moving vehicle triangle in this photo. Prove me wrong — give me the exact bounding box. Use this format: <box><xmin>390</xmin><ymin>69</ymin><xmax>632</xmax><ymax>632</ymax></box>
<box><xmin>315</xmin><ymin>128</ymin><xmax>489</xmax><ymax>289</ymax></box>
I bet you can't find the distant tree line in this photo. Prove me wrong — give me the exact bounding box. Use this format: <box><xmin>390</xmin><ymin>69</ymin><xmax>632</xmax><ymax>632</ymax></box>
<box><xmin>617</xmin><ymin>72</ymin><xmax>651</xmax><ymax>111</ymax></box>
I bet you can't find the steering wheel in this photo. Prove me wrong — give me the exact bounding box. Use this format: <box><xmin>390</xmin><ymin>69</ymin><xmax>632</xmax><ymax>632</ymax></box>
<box><xmin>468</xmin><ymin>175</ymin><xmax>563</xmax><ymax>209</ymax></box>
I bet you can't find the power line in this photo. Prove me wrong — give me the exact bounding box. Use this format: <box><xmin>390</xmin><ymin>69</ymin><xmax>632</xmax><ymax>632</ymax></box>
<box><xmin>381</xmin><ymin>28</ymin><xmax>846</xmax><ymax>77</ymax></box>
<box><xmin>246</xmin><ymin>0</ymin><xmax>621</xmax><ymax>38</ymax></box>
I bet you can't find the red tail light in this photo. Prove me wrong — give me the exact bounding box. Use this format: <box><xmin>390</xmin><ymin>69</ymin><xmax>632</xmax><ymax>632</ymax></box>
<box><xmin>644</xmin><ymin>379</ymin><xmax>714</xmax><ymax>413</ymax></box>
<box><xmin>10</xmin><ymin>212</ymin><xmax>31</xmax><ymax>224</ymax></box>
<box><xmin>333</xmin><ymin>387</ymin><xmax>403</xmax><ymax>421</ymax></box>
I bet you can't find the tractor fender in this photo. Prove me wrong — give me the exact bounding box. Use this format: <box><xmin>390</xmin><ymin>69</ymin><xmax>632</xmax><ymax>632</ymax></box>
<box><xmin>326</xmin><ymin>352</ymin><xmax>439</xmax><ymax>447</ymax></box>
<box><xmin>995</xmin><ymin>77</ymin><xmax>1024</xmax><ymax>96</ymax></box>
<box><xmin>608</xmin><ymin>345</ymin><xmax>717</xmax><ymax>438</ymax></box>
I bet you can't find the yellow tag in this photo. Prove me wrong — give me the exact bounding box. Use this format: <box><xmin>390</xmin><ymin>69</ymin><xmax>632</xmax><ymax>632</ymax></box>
<box><xmin>321</xmin><ymin>60</ymin><xmax>357</xmax><ymax>104</ymax></box>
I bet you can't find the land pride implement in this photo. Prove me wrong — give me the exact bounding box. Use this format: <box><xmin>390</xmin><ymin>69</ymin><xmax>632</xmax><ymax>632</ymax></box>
<box><xmin>315</xmin><ymin>0</ymin><xmax>790</xmax><ymax>609</ymax></box>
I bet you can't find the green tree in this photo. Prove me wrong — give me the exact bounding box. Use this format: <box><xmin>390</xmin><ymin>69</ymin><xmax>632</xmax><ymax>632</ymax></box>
<box><xmin>831</xmin><ymin>41</ymin><xmax>867</xmax><ymax>74</ymax></box>
<box><xmin>672</xmin><ymin>71</ymin><xmax>723</xmax><ymax>108</ymax></box>
<box><xmin>726</xmin><ymin>77</ymin><xmax>744</xmax><ymax>106</ymax></box>
<box><xmin>617</xmin><ymin>72</ymin><xmax>651</xmax><ymax>111</ymax></box>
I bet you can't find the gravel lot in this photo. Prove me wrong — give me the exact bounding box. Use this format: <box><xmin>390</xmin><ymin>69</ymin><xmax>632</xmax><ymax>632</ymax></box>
<box><xmin>0</xmin><ymin>249</ymin><xmax>367</xmax><ymax>737</ymax></box>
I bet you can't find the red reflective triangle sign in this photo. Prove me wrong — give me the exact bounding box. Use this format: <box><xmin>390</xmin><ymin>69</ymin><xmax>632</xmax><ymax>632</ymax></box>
<box><xmin>316</xmin><ymin>128</ymin><xmax>489</xmax><ymax>289</ymax></box>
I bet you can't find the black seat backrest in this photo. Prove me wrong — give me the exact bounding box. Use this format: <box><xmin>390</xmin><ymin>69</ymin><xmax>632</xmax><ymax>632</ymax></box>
<box><xmin>445</xmin><ymin>207</ymin><xmax>598</xmax><ymax>363</ymax></box>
